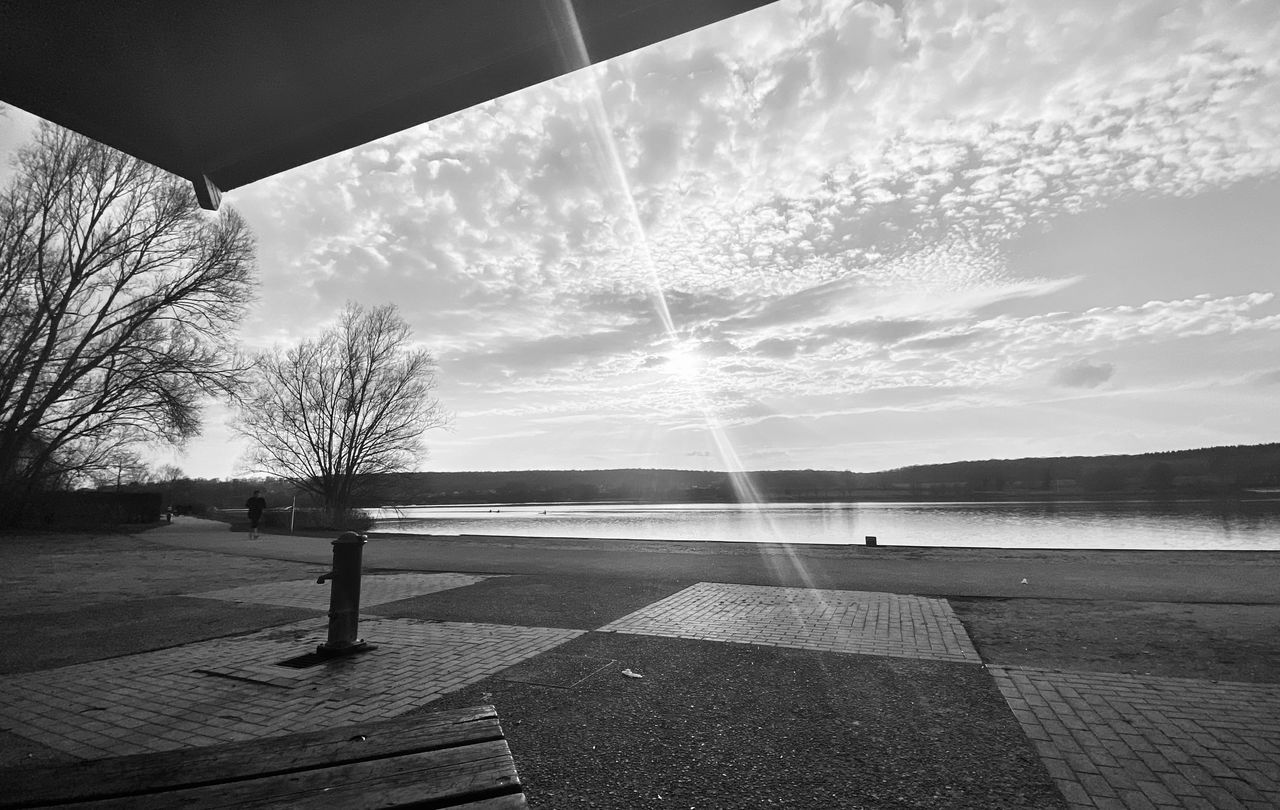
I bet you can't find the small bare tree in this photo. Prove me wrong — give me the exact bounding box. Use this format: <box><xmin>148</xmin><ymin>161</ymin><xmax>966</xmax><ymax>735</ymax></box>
<box><xmin>233</xmin><ymin>303</ymin><xmax>448</xmax><ymax>524</ymax></box>
<box><xmin>0</xmin><ymin>123</ymin><xmax>256</xmax><ymax>522</ymax></box>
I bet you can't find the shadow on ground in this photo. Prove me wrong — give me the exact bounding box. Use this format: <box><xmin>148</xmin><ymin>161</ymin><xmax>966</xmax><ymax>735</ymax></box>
<box><xmin>0</xmin><ymin>597</ymin><xmax>320</xmax><ymax>675</ymax></box>
<box><xmin>368</xmin><ymin>574</ymin><xmax>695</xmax><ymax>629</ymax></box>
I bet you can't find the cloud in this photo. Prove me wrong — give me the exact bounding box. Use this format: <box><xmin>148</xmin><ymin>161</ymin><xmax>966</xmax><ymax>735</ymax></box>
<box><xmin>236</xmin><ymin>1</ymin><xmax>1274</xmax><ymax>344</ymax></box>
<box><xmin>447</xmin><ymin>326</ymin><xmax>652</xmax><ymax>377</ymax></box>
<box><xmin>751</xmin><ymin>337</ymin><xmax>801</xmax><ymax>359</ymax></box>
<box><xmin>147</xmin><ymin>0</ymin><xmax>1280</xmax><ymax>474</ymax></box>
<box><xmin>1052</xmin><ymin>359</ymin><xmax>1117</xmax><ymax>388</ymax></box>
<box><xmin>897</xmin><ymin>328</ymin><xmax>989</xmax><ymax>352</ymax></box>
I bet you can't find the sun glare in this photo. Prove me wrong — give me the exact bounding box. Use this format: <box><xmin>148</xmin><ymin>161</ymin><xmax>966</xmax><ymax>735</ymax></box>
<box><xmin>663</xmin><ymin>342</ymin><xmax>703</xmax><ymax>379</ymax></box>
<box><xmin>548</xmin><ymin>0</ymin><xmax>825</xmax><ymax>594</ymax></box>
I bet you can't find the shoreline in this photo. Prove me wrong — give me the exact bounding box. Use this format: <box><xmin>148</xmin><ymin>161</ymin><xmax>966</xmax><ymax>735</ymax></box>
<box><xmin>368</xmin><ymin>494</ymin><xmax>1280</xmax><ymax>507</ymax></box>
<box><xmin>131</xmin><ymin>519</ymin><xmax>1280</xmax><ymax>603</ymax></box>
<box><xmin>360</xmin><ymin>497</ymin><xmax>1280</xmax><ymax>552</ymax></box>
<box><xmin>364</xmin><ymin>529</ymin><xmax>1280</xmax><ymax>559</ymax></box>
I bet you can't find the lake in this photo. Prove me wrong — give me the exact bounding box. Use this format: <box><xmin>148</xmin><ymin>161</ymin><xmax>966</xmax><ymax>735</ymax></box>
<box><xmin>367</xmin><ymin>499</ymin><xmax>1280</xmax><ymax>551</ymax></box>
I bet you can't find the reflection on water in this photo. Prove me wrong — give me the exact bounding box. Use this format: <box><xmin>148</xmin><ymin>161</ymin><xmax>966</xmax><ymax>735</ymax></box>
<box><xmin>367</xmin><ymin>500</ymin><xmax>1280</xmax><ymax>551</ymax></box>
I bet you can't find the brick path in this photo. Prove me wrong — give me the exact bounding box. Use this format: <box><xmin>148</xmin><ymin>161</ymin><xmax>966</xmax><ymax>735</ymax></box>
<box><xmin>991</xmin><ymin>666</ymin><xmax>1280</xmax><ymax>809</ymax></box>
<box><xmin>194</xmin><ymin>572</ymin><xmax>496</xmax><ymax>610</ymax></box>
<box><xmin>598</xmin><ymin>582</ymin><xmax>981</xmax><ymax>663</ymax></box>
<box><xmin>0</xmin><ymin>617</ymin><xmax>579</xmax><ymax>759</ymax></box>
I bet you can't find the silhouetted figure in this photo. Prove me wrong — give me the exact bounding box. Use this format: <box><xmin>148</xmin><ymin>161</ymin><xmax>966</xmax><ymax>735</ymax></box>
<box><xmin>245</xmin><ymin>490</ymin><xmax>266</xmax><ymax>540</ymax></box>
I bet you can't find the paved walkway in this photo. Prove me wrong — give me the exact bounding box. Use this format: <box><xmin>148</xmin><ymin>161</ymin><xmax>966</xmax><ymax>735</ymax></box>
<box><xmin>599</xmin><ymin>582</ymin><xmax>980</xmax><ymax>663</ymax></box>
<box><xmin>2</xmin><ymin>544</ymin><xmax>1277</xmax><ymax>809</ymax></box>
<box><xmin>993</xmin><ymin>667</ymin><xmax>1280</xmax><ymax>809</ymax></box>
<box><xmin>0</xmin><ymin>570</ymin><xmax>580</xmax><ymax>760</ymax></box>
<box><xmin>0</xmin><ymin>617</ymin><xmax>579</xmax><ymax>759</ymax></box>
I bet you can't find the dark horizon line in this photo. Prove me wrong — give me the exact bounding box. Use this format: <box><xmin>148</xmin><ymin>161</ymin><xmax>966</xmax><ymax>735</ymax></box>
<box><xmin>415</xmin><ymin>440</ymin><xmax>1280</xmax><ymax>478</ymax></box>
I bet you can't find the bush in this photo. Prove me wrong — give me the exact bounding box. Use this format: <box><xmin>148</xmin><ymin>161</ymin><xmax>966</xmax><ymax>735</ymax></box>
<box><xmin>7</xmin><ymin>490</ymin><xmax>162</xmax><ymax>527</ymax></box>
<box><xmin>171</xmin><ymin>502</ymin><xmax>215</xmax><ymax>517</ymax></box>
<box><xmin>260</xmin><ymin>508</ymin><xmax>373</xmax><ymax>534</ymax></box>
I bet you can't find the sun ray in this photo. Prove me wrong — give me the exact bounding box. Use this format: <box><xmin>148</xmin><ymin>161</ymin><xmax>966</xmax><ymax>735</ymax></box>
<box><xmin>548</xmin><ymin>0</ymin><xmax>827</xmax><ymax>595</ymax></box>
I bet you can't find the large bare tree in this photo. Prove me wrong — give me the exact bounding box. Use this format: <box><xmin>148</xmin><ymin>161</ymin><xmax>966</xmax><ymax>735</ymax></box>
<box><xmin>234</xmin><ymin>303</ymin><xmax>448</xmax><ymax>523</ymax></box>
<box><xmin>0</xmin><ymin>123</ymin><xmax>256</xmax><ymax>520</ymax></box>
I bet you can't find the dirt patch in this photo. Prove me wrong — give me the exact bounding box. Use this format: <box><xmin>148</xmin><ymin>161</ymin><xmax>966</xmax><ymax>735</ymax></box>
<box><xmin>0</xmin><ymin>532</ymin><xmax>319</xmax><ymax>613</ymax></box>
<box><xmin>425</xmin><ymin>632</ymin><xmax>1064</xmax><ymax>810</ymax></box>
<box><xmin>951</xmin><ymin>598</ymin><xmax>1280</xmax><ymax>683</ymax></box>
<box><xmin>0</xmin><ymin>728</ymin><xmax>76</xmax><ymax>770</ymax></box>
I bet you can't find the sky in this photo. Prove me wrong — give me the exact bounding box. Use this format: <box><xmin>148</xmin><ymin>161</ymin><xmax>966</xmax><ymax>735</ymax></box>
<box><xmin>4</xmin><ymin>0</ymin><xmax>1280</xmax><ymax>479</ymax></box>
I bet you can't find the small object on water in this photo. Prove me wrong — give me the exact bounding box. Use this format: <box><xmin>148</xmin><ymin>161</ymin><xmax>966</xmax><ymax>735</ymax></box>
<box><xmin>348</xmin><ymin>734</ymin><xmax>366</xmax><ymax>742</ymax></box>
<box><xmin>1020</xmin><ymin>578</ymin><xmax>1028</xmax><ymax>585</ymax></box>
<box><xmin>865</xmin><ymin>535</ymin><xmax>877</xmax><ymax>546</ymax></box>
<box><xmin>621</xmin><ymin>668</ymin><xmax>644</xmax><ymax>679</ymax></box>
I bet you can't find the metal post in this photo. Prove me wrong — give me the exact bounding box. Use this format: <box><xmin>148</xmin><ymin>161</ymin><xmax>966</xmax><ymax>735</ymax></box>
<box><xmin>315</xmin><ymin>532</ymin><xmax>375</xmax><ymax>657</ymax></box>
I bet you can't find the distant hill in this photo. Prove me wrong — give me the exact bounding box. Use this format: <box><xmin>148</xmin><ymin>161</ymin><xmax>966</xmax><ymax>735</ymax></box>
<box><xmin>356</xmin><ymin>443</ymin><xmax>1280</xmax><ymax>506</ymax></box>
<box><xmin>128</xmin><ymin>442</ymin><xmax>1280</xmax><ymax>509</ymax></box>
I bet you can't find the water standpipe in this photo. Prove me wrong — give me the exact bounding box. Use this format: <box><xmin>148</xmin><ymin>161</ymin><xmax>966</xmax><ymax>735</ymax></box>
<box><xmin>315</xmin><ymin>531</ymin><xmax>375</xmax><ymax>657</ymax></box>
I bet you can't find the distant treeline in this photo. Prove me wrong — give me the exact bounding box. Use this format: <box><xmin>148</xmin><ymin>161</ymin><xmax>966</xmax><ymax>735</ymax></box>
<box><xmin>360</xmin><ymin>443</ymin><xmax>1280</xmax><ymax>505</ymax></box>
<box><xmin>115</xmin><ymin>443</ymin><xmax>1280</xmax><ymax>509</ymax></box>
<box><xmin>124</xmin><ymin>477</ymin><xmax>304</xmax><ymax>517</ymax></box>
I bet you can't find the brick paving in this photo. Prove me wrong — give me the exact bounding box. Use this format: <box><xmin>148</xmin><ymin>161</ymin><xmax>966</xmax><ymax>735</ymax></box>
<box><xmin>597</xmin><ymin>582</ymin><xmax>981</xmax><ymax>663</ymax></box>
<box><xmin>0</xmin><ymin>617</ymin><xmax>579</xmax><ymax>760</ymax></box>
<box><xmin>193</xmin><ymin>572</ymin><xmax>495</xmax><ymax>610</ymax></box>
<box><xmin>991</xmin><ymin>666</ymin><xmax>1280</xmax><ymax>809</ymax></box>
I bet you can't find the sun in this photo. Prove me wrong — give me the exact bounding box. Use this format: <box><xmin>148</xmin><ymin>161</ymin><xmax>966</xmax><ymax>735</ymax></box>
<box><xmin>663</xmin><ymin>342</ymin><xmax>704</xmax><ymax>380</ymax></box>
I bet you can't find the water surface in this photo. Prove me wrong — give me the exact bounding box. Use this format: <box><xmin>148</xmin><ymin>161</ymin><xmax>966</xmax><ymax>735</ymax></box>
<box><xmin>368</xmin><ymin>500</ymin><xmax>1280</xmax><ymax>551</ymax></box>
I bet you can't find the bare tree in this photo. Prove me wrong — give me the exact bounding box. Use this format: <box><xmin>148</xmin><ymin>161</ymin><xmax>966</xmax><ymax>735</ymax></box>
<box><xmin>0</xmin><ymin>123</ymin><xmax>256</xmax><ymax>521</ymax></box>
<box><xmin>233</xmin><ymin>303</ymin><xmax>448</xmax><ymax>524</ymax></box>
<box><xmin>157</xmin><ymin>463</ymin><xmax>185</xmax><ymax>484</ymax></box>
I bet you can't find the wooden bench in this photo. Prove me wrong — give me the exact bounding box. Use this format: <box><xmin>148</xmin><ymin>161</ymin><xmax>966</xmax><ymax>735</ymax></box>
<box><xmin>2</xmin><ymin>706</ymin><xmax>526</xmax><ymax>808</ymax></box>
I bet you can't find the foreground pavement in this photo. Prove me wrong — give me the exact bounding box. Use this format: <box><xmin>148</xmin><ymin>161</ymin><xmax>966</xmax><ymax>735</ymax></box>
<box><xmin>2</xmin><ymin>518</ymin><xmax>1277</xmax><ymax>808</ymax></box>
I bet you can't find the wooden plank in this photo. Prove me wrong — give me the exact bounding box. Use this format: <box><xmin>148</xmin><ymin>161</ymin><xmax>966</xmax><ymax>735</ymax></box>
<box><xmin>2</xmin><ymin>707</ymin><xmax>504</xmax><ymax>808</ymax></box>
<box><xmin>66</xmin><ymin>741</ymin><xmax>522</xmax><ymax>809</ymax></box>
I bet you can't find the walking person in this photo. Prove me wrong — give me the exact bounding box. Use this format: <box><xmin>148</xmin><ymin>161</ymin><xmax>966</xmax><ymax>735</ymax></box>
<box><xmin>245</xmin><ymin>489</ymin><xmax>267</xmax><ymax>540</ymax></box>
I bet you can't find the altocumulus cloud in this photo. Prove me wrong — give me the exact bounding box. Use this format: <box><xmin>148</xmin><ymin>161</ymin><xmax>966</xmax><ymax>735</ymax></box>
<box><xmin>235</xmin><ymin>0</ymin><xmax>1280</xmax><ymax>334</ymax></box>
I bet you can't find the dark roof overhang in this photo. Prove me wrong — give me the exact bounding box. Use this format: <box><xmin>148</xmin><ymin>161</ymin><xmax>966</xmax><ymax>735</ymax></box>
<box><xmin>1</xmin><ymin>1</ymin><xmax>778</xmax><ymax>208</ymax></box>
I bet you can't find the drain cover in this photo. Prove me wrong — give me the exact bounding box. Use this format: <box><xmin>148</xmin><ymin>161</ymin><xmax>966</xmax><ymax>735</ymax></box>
<box><xmin>275</xmin><ymin>652</ymin><xmax>329</xmax><ymax>669</ymax></box>
<box><xmin>496</xmin><ymin>654</ymin><xmax>616</xmax><ymax>688</ymax></box>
